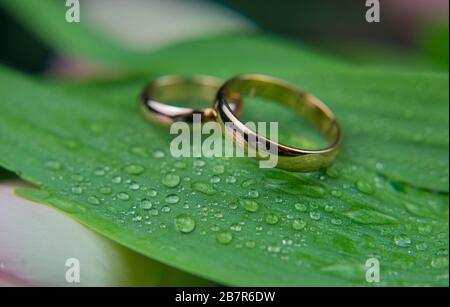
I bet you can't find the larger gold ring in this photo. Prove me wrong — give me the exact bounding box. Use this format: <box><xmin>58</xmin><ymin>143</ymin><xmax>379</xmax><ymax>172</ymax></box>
<box><xmin>214</xmin><ymin>74</ymin><xmax>343</xmax><ymax>172</ymax></box>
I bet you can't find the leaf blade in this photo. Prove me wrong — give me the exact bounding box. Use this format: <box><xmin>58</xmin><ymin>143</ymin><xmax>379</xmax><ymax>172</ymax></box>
<box><xmin>0</xmin><ymin>35</ymin><xmax>448</xmax><ymax>286</ymax></box>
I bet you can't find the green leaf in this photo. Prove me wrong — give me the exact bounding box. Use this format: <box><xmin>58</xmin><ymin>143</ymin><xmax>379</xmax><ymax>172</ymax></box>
<box><xmin>418</xmin><ymin>22</ymin><xmax>450</xmax><ymax>70</ymax></box>
<box><xmin>0</xmin><ymin>33</ymin><xmax>448</xmax><ymax>286</ymax></box>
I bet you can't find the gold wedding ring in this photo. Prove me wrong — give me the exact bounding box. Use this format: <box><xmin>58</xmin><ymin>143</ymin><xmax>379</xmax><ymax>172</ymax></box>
<box><xmin>140</xmin><ymin>75</ymin><xmax>241</xmax><ymax>125</ymax></box>
<box><xmin>140</xmin><ymin>74</ymin><xmax>342</xmax><ymax>172</ymax></box>
<box><xmin>215</xmin><ymin>74</ymin><xmax>342</xmax><ymax>172</ymax></box>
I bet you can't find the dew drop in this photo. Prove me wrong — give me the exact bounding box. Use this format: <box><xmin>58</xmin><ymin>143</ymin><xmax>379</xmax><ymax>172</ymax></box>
<box><xmin>214</xmin><ymin>212</ymin><xmax>224</xmax><ymax>218</ymax></box>
<box><xmin>191</xmin><ymin>182</ymin><xmax>217</xmax><ymax>195</ymax></box>
<box><xmin>128</xmin><ymin>183</ymin><xmax>140</xmax><ymax>190</ymax></box>
<box><xmin>282</xmin><ymin>239</ymin><xmax>293</xmax><ymax>246</ymax></box>
<box><xmin>210</xmin><ymin>176</ymin><xmax>221</xmax><ymax>184</ymax></box>
<box><xmin>132</xmin><ymin>215</ymin><xmax>142</xmax><ymax>222</ymax></box>
<box><xmin>375</xmin><ymin>162</ymin><xmax>384</xmax><ymax>170</ymax></box>
<box><xmin>247</xmin><ymin>189</ymin><xmax>260</xmax><ymax>198</ymax></box>
<box><xmin>245</xmin><ymin>241</ymin><xmax>256</xmax><ymax>248</ymax></box>
<box><xmin>129</xmin><ymin>146</ymin><xmax>149</xmax><ymax>158</ymax></box>
<box><xmin>304</xmin><ymin>186</ymin><xmax>326</xmax><ymax>198</ymax></box>
<box><xmin>161</xmin><ymin>205</ymin><xmax>171</xmax><ymax>213</ymax></box>
<box><xmin>355</xmin><ymin>180</ymin><xmax>374</xmax><ymax>195</ymax></box>
<box><xmin>241</xmin><ymin>179</ymin><xmax>256</xmax><ymax>188</ymax></box>
<box><xmin>140</xmin><ymin>199</ymin><xmax>153</xmax><ymax>210</ymax></box>
<box><xmin>117</xmin><ymin>192</ymin><xmax>130</xmax><ymax>201</ymax></box>
<box><xmin>331</xmin><ymin>218</ymin><xmax>343</xmax><ymax>225</ymax></box>
<box><xmin>240</xmin><ymin>199</ymin><xmax>259</xmax><ymax>213</ymax></box>
<box><xmin>174</xmin><ymin>161</ymin><xmax>187</xmax><ymax>169</ymax></box>
<box><xmin>153</xmin><ymin>149</ymin><xmax>166</xmax><ymax>158</ymax></box>
<box><xmin>226</xmin><ymin>176</ymin><xmax>237</xmax><ymax>184</ymax></box>
<box><xmin>165</xmin><ymin>194</ymin><xmax>180</xmax><ymax>204</ymax></box>
<box><xmin>112</xmin><ymin>176</ymin><xmax>122</xmax><ymax>184</ymax></box>
<box><xmin>162</xmin><ymin>174</ymin><xmax>181</xmax><ymax>188</ymax></box>
<box><xmin>71</xmin><ymin>186</ymin><xmax>83</xmax><ymax>194</ymax></box>
<box><xmin>331</xmin><ymin>190</ymin><xmax>343</xmax><ymax>198</ymax></box>
<box><xmin>94</xmin><ymin>168</ymin><xmax>106</xmax><ymax>176</ymax></box>
<box><xmin>216</xmin><ymin>231</ymin><xmax>233</xmax><ymax>245</ymax></box>
<box><xmin>87</xmin><ymin>196</ymin><xmax>101</xmax><ymax>205</ymax></box>
<box><xmin>148</xmin><ymin>189</ymin><xmax>158</xmax><ymax>197</ymax></box>
<box><xmin>267</xmin><ymin>245</ymin><xmax>281</xmax><ymax>253</ymax></box>
<box><xmin>174</xmin><ymin>214</ymin><xmax>196</xmax><ymax>234</ymax></box>
<box><xmin>149</xmin><ymin>209</ymin><xmax>159</xmax><ymax>216</ymax></box>
<box><xmin>294</xmin><ymin>203</ymin><xmax>307</xmax><ymax>212</ymax></box>
<box><xmin>292</xmin><ymin>219</ymin><xmax>307</xmax><ymax>231</ymax></box>
<box><xmin>324</xmin><ymin>205</ymin><xmax>334</xmax><ymax>212</ymax></box>
<box><xmin>309</xmin><ymin>211</ymin><xmax>321</xmax><ymax>221</ymax></box>
<box><xmin>230</xmin><ymin>223</ymin><xmax>242</xmax><ymax>232</ymax></box>
<box><xmin>210</xmin><ymin>225</ymin><xmax>220</xmax><ymax>232</ymax></box>
<box><xmin>212</xmin><ymin>165</ymin><xmax>225</xmax><ymax>175</ymax></box>
<box><xmin>265</xmin><ymin>214</ymin><xmax>279</xmax><ymax>225</ymax></box>
<box><xmin>228</xmin><ymin>202</ymin><xmax>238</xmax><ymax>210</ymax></box>
<box><xmin>193</xmin><ymin>159</ymin><xmax>206</xmax><ymax>168</ymax></box>
<box><xmin>99</xmin><ymin>187</ymin><xmax>112</xmax><ymax>195</ymax></box>
<box><xmin>124</xmin><ymin>164</ymin><xmax>145</xmax><ymax>175</ymax></box>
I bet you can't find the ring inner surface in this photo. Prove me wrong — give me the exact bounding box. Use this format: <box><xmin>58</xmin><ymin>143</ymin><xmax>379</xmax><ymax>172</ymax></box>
<box><xmin>221</xmin><ymin>77</ymin><xmax>341</xmax><ymax>153</ymax></box>
<box><xmin>146</xmin><ymin>77</ymin><xmax>221</xmax><ymax>109</ymax></box>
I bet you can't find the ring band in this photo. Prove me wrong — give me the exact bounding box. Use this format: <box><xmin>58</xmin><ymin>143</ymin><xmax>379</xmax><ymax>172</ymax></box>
<box><xmin>214</xmin><ymin>74</ymin><xmax>343</xmax><ymax>172</ymax></box>
<box><xmin>140</xmin><ymin>75</ymin><xmax>242</xmax><ymax>125</ymax></box>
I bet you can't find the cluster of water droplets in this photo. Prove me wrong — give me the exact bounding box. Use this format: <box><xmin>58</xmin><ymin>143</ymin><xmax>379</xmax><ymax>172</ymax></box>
<box><xmin>41</xmin><ymin>136</ymin><xmax>448</xmax><ymax>284</ymax></box>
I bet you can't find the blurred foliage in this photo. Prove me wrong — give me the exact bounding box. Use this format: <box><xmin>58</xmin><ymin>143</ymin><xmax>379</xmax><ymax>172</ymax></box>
<box><xmin>0</xmin><ymin>8</ymin><xmax>52</xmax><ymax>72</ymax></box>
<box><xmin>418</xmin><ymin>22</ymin><xmax>449</xmax><ymax>70</ymax></box>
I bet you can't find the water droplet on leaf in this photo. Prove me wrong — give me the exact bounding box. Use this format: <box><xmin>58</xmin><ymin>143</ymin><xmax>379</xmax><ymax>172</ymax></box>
<box><xmin>191</xmin><ymin>182</ymin><xmax>217</xmax><ymax>195</ymax></box>
<box><xmin>124</xmin><ymin>164</ymin><xmax>145</xmax><ymax>175</ymax></box>
<box><xmin>140</xmin><ymin>199</ymin><xmax>153</xmax><ymax>210</ymax></box>
<box><xmin>87</xmin><ymin>196</ymin><xmax>101</xmax><ymax>205</ymax></box>
<box><xmin>163</xmin><ymin>174</ymin><xmax>181</xmax><ymax>188</ymax></box>
<box><xmin>216</xmin><ymin>231</ymin><xmax>233</xmax><ymax>245</ymax></box>
<box><xmin>175</xmin><ymin>214</ymin><xmax>196</xmax><ymax>234</ymax></box>
<box><xmin>294</xmin><ymin>203</ymin><xmax>307</xmax><ymax>212</ymax></box>
<box><xmin>355</xmin><ymin>180</ymin><xmax>374</xmax><ymax>195</ymax></box>
<box><xmin>117</xmin><ymin>192</ymin><xmax>130</xmax><ymax>201</ymax></box>
<box><xmin>240</xmin><ymin>199</ymin><xmax>259</xmax><ymax>212</ymax></box>
<box><xmin>165</xmin><ymin>194</ymin><xmax>180</xmax><ymax>204</ymax></box>
<box><xmin>265</xmin><ymin>214</ymin><xmax>279</xmax><ymax>225</ymax></box>
<box><xmin>213</xmin><ymin>165</ymin><xmax>225</xmax><ymax>175</ymax></box>
<box><xmin>292</xmin><ymin>219</ymin><xmax>307</xmax><ymax>231</ymax></box>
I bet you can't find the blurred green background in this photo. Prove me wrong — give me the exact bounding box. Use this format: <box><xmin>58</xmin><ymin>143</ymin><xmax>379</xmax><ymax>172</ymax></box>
<box><xmin>0</xmin><ymin>0</ymin><xmax>448</xmax><ymax>73</ymax></box>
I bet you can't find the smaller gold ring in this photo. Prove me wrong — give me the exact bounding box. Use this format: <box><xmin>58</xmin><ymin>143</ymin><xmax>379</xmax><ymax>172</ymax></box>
<box><xmin>214</xmin><ymin>74</ymin><xmax>343</xmax><ymax>172</ymax></box>
<box><xmin>140</xmin><ymin>75</ymin><xmax>242</xmax><ymax>126</ymax></box>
